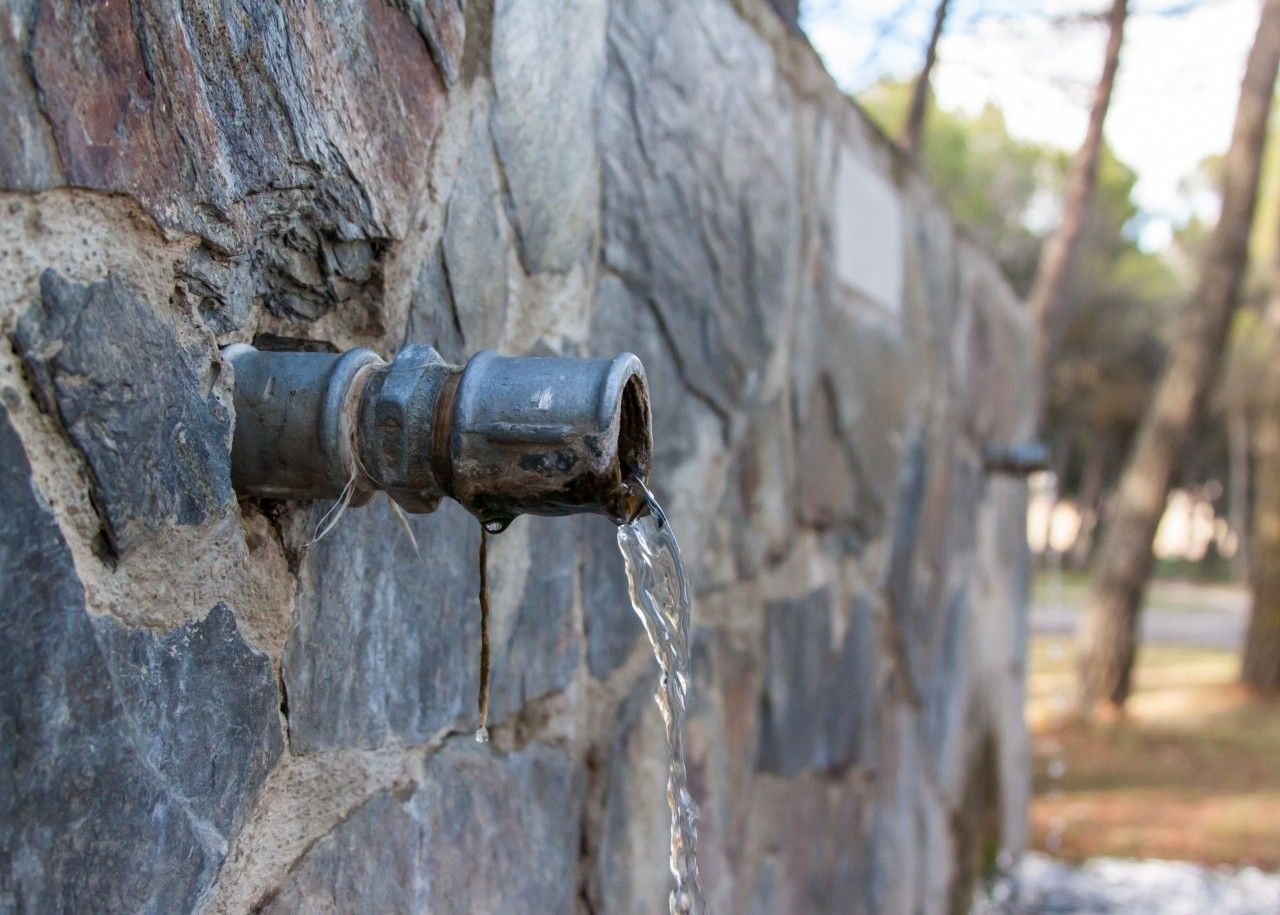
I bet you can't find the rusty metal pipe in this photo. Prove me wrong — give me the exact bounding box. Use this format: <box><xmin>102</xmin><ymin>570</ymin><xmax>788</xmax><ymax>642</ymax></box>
<box><xmin>223</xmin><ymin>344</ymin><xmax>653</xmax><ymax>527</ymax></box>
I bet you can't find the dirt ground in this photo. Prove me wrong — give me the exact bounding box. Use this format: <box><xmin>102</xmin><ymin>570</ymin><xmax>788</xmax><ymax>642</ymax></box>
<box><xmin>1027</xmin><ymin>623</ymin><xmax>1280</xmax><ymax>868</ymax></box>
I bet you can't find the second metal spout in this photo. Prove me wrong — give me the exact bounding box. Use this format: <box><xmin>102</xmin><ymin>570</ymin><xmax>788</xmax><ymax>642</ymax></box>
<box><xmin>225</xmin><ymin>344</ymin><xmax>653</xmax><ymax>527</ymax></box>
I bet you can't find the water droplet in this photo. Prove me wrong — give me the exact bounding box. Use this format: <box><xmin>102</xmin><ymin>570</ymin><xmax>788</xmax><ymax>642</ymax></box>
<box><xmin>474</xmin><ymin>726</ymin><xmax>489</xmax><ymax>744</ymax></box>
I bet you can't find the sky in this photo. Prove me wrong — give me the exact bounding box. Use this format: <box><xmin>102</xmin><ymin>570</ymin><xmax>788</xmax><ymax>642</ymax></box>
<box><xmin>802</xmin><ymin>0</ymin><xmax>1261</xmax><ymax>250</ymax></box>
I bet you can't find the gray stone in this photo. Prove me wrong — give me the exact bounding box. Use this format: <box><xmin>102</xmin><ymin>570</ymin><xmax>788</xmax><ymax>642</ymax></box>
<box><xmin>0</xmin><ymin>4</ymin><xmax>63</xmax><ymax>190</ymax></box>
<box><xmin>263</xmin><ymin>740</ymin><xmax>582</xmax><ymax>914</ymax></box>
<box><xmin>284</xmin><ymin>498</ymin><xmax>481</xmax><ymax>751</ymax></box>
<box><xmin>581</xmin><ymin>512</ymin><xmax>640</xmax><ymax>678</ymax></box>
<box><xmin>12</xmin><ymin>270</ymin><xmax>233</xmax><ymax>556</ymax></box>
<box><xmin>258</xmin><ymin>791</ymin><xmax>424</xmax><ymax>913</ymax></box>
<box><xmin>756</xmin><ymin>588</ymin><xmax>881</xmax><ymax>777</ymax></box>
<box><xmin>601</xmin><ymin>0</ymin><xmax>799</xmax><ymax>414</ymax></box>
<box><xmin>443</xmin><ymin>122</ymin><xmax>510</xmax><ymax>350</ymax></box>
<box><xmin>411</xmin><ymin>741</ymin><xmax>583</xmax><ymax>912</ymax></box>
<box><xmin>593</xmin><ymin>683</ymin><xmax>674</xmax><ymax>914</ymax></box>
<box><xmin>746</xmin><ymin>777</ymin><xmax>873</xmax><ymax>915</ymax></box>
<box><xmin>486</xmin><ymin>515</ymin><xmax>581</xmax><ymax>722</ymax></box>
<box><xmin>491</xmin><ymin>0</ymin><xmax>605</xmax><ymax>273</ymax></box>
<box><xmin>0</xmin><ymin>406</ymin><xmax>280</xmax><ymax>914</ymax></box>
<box><xmin>590</xmin><ymin>273</ymin><xmax>701</xmax><ymax>475</ymax></box>
<box><xmin>405</xmin><ymin>244</ymin><xmax>467</xmax><ymax>364</ymax></box>
<box><xmin>92</xmin><ymin>605</ymin><xmax>285</xmax><ymax>838</ymax></box>
<box><xmin>884</xmin><ymin>433</ymin><xmax>983</xmax><ymax>697</ymax></box>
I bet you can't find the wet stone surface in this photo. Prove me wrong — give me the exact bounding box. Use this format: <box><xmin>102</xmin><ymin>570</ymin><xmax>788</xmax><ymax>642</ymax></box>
<box><xmin>0</xmin><ymin>406</ymin><xmax>280</xmax><ymax>912</ymax></box>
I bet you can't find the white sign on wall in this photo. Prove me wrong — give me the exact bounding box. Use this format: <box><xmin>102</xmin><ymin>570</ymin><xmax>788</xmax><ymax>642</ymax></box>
<box><xmin>833</xmin><ymin>148</ymin><xmax>904</xmax><ymax>314</ymax></box>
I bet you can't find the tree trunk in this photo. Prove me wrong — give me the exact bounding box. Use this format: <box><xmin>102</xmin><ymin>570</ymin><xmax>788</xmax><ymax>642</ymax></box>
<box><xmin>1244</xmin><ymin>224</ymin><xmax>1280</xmax><ymax>691</ymax></box>
<box><xmin>1069</xmin><ymin>444</ymin><xmax>1107</xmax><ymax>571</ymax></box>
<box><xmin>1229</xmin><ymin>406</ymin><xmax>1251</xmax><ymax>578</ymax></box>
<box><xmin>902</xmin><ymin>0</ymin><xmax>951</xmax><ymax>155</ymax></box>
<box><xmin>1028</xmin><ymin>0</ymin><xmax>1128</xmax><ymax>411</ymax></box>
<box><xmin>1245</xmin><ymin>349</ymin><xmax>1280</xmax><ymax>691</ymax></box>
<box><xmin>1076</xmin><ymin>0</ymin><xmax>1280</xmax><ymax>712</ymax></box>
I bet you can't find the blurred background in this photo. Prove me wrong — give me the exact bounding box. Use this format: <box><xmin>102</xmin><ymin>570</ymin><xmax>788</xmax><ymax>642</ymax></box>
<box><xmin>801</xmin><ymin>0</ymin><xmax>1280</xmax><ymax>908</ymax></box>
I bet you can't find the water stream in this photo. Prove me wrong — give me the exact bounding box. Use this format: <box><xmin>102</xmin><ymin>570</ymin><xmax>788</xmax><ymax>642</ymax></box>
<box><xmin>617</xmin><ymin>496</ymin><xmax>707</xmax><ymax>915</ymax></box>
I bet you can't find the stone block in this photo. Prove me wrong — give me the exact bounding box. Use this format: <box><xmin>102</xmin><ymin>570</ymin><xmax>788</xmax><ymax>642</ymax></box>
<box><xmin>443</xmin><ymin>121</ymin><xmax>510</xmax><ymax>350</ymax></box>
<box><xmin>491</xmin><ymin>0</ymin><xmax>605</xmax><ymax>273</ymax></box>
<box><xmin>13</xmin><ymin>270</ymin><xmax>233</xmax><ymax>555</ymax></box>
<box><xmin>263</xmin><ymin>740</ymin><xmax>582</xmax><ymax>914</ymax></box>
<box><xmin>756</xmin><ymin>588</ymin><xmax>881</xmax><ymax>777</ymax></box>
<box><xmin>485</xmin><ymin>515</ymin><xmax>581</xmax><ymax>723</ymax></box>
<box><xmin>0</xmin><ymin>406</ymin><xmax>280</xmax><ymax>913</ymax></box>
<box><xmin>600</xmin><ymin>0</ymin><xmax>799</xmax><ymax>414</ymax></box>
<box><xmin>284</xmin><ymin>498</ymin><xmax>481</xmax><ymax>752</ymax></box>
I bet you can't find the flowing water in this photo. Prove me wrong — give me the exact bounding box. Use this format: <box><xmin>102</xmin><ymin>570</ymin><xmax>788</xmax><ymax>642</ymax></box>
<box><xmin>617</xmin><ymin>498</ymin><xmax>707</xmax><ymax>915</ymax></box>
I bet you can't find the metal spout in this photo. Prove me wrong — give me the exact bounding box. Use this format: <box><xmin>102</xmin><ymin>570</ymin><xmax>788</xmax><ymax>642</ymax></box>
<box><xmin>224</xmin><ymin>344</ymin><xmax>653</xmax><ymax>527</ymax></box>
<box><xmin>982</xmin><ymin>442</ymin><xmax>1050</xmax><ymax>476</ymax></box>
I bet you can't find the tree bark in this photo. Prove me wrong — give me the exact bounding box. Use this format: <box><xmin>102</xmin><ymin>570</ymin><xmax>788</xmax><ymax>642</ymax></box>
<box><xmin>902</xmin><ymin>0</ymin><xmax>951</xmax><ymax>156</ymax></box>
<box><xmin>1076</xmin><ymin>0</ymin><xmax>1280</xmax><ymax>712</ymax></box>
<box><xmin>1244</xmin><ymin>232</ymin><xmax>1280</xmax><ymax>691</ymax></box>
<box><xmin>1069</xmin><ymin>444</ymin><xmax>1107</xmax><ymax>570</ymax></box>
<box><xmin>1028</xmin><ymin>0</ymin><xmax>1128</xmax><ymax>411</ymax></box>
<box><xmin>1229</xmin><ymin>406</ymin><xmax>1251</xmax><ymax>577</ymax></box>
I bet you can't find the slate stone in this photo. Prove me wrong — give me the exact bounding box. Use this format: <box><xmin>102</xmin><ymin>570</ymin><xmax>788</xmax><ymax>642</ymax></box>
<box><xmin>601</xmin><ymin>0</ymin><xmax>799</xmax><ymax>414</ymax></box>
<box><xmin>920</xmin><ymin>586</ymin><xmax>970</xmax><ymax>782</ymax></box>
<box><xmin>794</xmin><ymin>299</ymin><xmax>914</xmax><ymax>547</ymax></box>
<box><xmin>405</xmin><ymin>243</ymin><xmax>467</xmax><ymax>364</ymax></box>
<box><xmin>756</xmin><ymin>588</ymin><xmax>880</xmax><ymax>777</ymax></box>
<box><xmin>284</xmin><ymin>497</ymin><xmax>482</xmax><ymax>752</ymax></box>
<box><xmin>0</xmin><ymin>406</ymin><xmax>280</xmax><ymax>914</ymax></box>
<box><xmin>581</xmin><ymin>512</ymin><xmax>640</xmax><ymax>678</ymax></box>
<box><xmin>491</xmin><ymin>0</ymin><xmax>605</xmax><ymax>273</ymax></box>
<box><xmin>263</xmin><ymin>740</ymin><xmax>582</xmax><ymax>915</ymax></box>
<box><xmin>0</xmin><ymin>5</ymin><xmax>63</xmax><ymax>190</ymax></box>
<box><xmin>590</xmin><ymin>273</ymin><xmax>700</xmax><ymax>476</ymax></box>
<box><xmin>443</xmin><ymin>122</ymin><xmax>510</xmax><ymax>350</ymax></box>
<box><xmin>258</xmin><ymin>791</ymin><xmax>424</xmax><ymax>913</ymax></box>
<box><xmin>594</xmin><ymin>683</ymin><xmax>674</xmax><ymax>914</ymax></box>
<box><xmin>486</xmin><ymin>515</ymin><xmax>581</xmax><ymax>722</ymax></box>
<box><xmin>885</xmin><ymin>433</ymin><xmax>983</xmax><ymax>696</ymax></box>
<box><xmin>13</xmin><ymin>0</ymin><xmax>451</xmax><ymax>333</ymax></box>
<box><xmin>92</xmin><ymin>605</ymin><xmax>285</xmax><ymax>838</ymax></box>
<box><xmin>12</xmin><ymin>270</ymin><xmax>233</xmax><ymax>556</ymax></box>
<box><xmin>747</xmin><ymin>778</ymin><xmax>873</xmax><ymax>915</ymax></box>
<box><xmin>22</xmin><ymin>0</ymin><xmax>445</xmax><ymax>242</ymax></box>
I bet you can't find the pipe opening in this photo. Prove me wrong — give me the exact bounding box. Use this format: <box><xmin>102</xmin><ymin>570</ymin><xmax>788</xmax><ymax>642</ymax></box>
<box><xmin>611</xmin><ymin>372</ymin><xmax>654</xmax><ymax>524</ymax></box>
<box><xmin>617</xmin><ymin>373</ymin><xmax>653</xmax><ymax>483</ymax></box>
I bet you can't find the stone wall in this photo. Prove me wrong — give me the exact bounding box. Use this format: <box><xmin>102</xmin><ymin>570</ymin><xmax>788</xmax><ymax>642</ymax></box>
<box><xmin>0</xmin><ymin>1</ymin><xmax>1035</xmax><ymax>912</ymax></box>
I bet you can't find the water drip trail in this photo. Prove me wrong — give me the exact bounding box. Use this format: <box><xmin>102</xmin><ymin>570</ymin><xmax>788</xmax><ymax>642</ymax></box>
<box><xmin>617</xmin><ymin>485</ymin><xmax>706</xmax><ymax>915</ymax></box>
